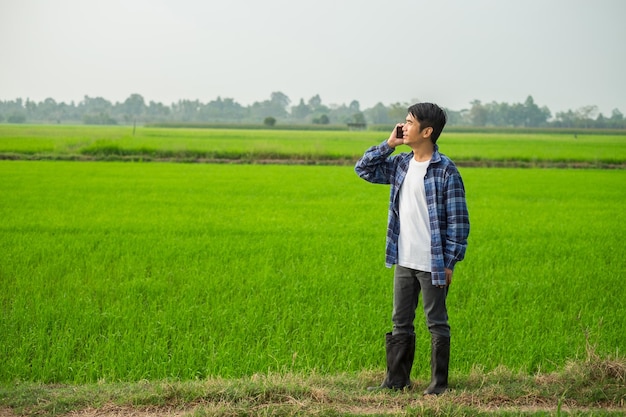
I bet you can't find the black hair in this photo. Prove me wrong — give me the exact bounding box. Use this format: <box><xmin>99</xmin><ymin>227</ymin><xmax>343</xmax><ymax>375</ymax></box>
<box><xmin>407</xmin><ymin>102</ymin><xmax>447</xmax><ymax>143</ymax></box>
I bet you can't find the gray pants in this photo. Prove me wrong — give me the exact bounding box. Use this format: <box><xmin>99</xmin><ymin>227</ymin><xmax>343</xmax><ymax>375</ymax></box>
<box><xmin>392</xmin><ymin>265</ymin><xmax>450</xmax><ymax>338</ymax></box>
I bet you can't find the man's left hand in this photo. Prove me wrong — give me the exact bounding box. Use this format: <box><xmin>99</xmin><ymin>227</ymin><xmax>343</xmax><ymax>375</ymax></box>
<box><xmin>438</xmin><ymin>268</ymin><xmax>453</xmax><ymax>288</ymax></box>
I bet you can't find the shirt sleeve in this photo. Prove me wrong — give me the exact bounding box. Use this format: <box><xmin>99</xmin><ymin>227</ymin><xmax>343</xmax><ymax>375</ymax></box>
<box><xmin>354</xmin><ymin>141</ymin><xmax>396</xmax><ymax>184</ymax></box>
<box><xmin>443</xmin><ymin>171</ymin><xmax>470</xmax><ymax>270</ymax></box>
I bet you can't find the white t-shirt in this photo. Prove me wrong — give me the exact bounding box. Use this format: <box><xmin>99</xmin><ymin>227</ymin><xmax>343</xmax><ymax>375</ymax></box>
<box><xmin>397</xmin><ymin>158</ymin><xmax>432</xmax><ymax>271</ymax></box>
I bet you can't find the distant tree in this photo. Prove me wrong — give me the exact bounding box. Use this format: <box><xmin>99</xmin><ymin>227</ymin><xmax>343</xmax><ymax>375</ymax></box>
<box><xmin>270</xmin><ymin>91</ymin><xmax>290</xmax><ymax>110</ymax></box>
<box><xmin>249</xmin><ymin>92</ymin><xmax>290</xmax><ymax>121</ymax></box>
<box><xmin>80</xmin><ymin>96</ymin><xmax>113</xmax><ymax>123</ymax></box>
<box><xmin>348</xmin><ymin>100</ymin><xmax>361</xmax><ymax>113</ymax></box>
<box><xmin>468</xmin><ymin>100</ymin><xmax>487</xmax><ymax>126</ymax></box>
<box><xmin>482</xmin><ymin>101</ymin><xmax>508</xmax><ymax>126</ymax></box>
<box><xmin>445</xmin><ymin>108</ymin><xmax>466</xmax><ymax>125</ymax></box>
<box><xmin>269</xmin><ymin>91</ymin><xmax>290</xmax><ymax>118</ymax></box>
<box><xmin>365</xmin><ymin>102</ymin><xmax>392</xmax><ymax>124</ymax></box>
<box><xmin>388</xmin><ymin>102</ymin><xmax>409</xmax><ymax>122</ymax></box>
<box><xmin>308</xmin><ymin>94</ymin><xmax>322</xmax><ymax>110</ymax></box>
<box><xmin>571</xmin><ymin>105</ymin><xmax>599</xmax><ymax>129</ymax></box>
<box><xmin>312</xmin><ymin>114</ymin><xmax>329</xmax><ymax>124</ymax></box>
<box><xmin>83</xmin><ymin>112</ymin><xmax>117</xmax><ymax>125</ymax></box>
<box><xmin>521</xmin><ymin>95</ymin><xmax>551</xmax><ymax>127</ymax></box>
<box><xmin>2</xmin><ymin>92</ymin><xmax>621</xmax><ymax>129</ymax></box>
<box><xmin>199</xmin><ymin>97</ymin><xmax>245</xmax><ymax>122</ymax></box>
<box><xmin>610</xmin><ymin>108</ymin><xmax>624</xmax><ymax>121</ymax></box>
<box><xmin>350</xmin><ymin>112</ymin><xmax>366</xmax><ymax>125</ymax></box>
<box><xmin>249</xmin><ymin>101</ymin><xmax>271</xmax><ymax>121</ymax></box>
<box><xmin>120</xmin><ymin>93</ymin><xmax>146</xmax><ymax>123</ymax></box>
<box><xmin>291</xmin><ymin>98</ymin><xmax>312</xmax><ymax>120</ymax></box>
<box><xmin>554</xmin><ymin>109</ymin><xmax>577</xmax><ymax>128</ymax></box>
<box><xmin>24</xmin><ymin>98</ymin><xmax>36</xmax><ymax>115</ymax></box>
<box><xmin>263</xmin><ymin>116</ymin><xmax>276</xmax><ymax>127</ymax></box>
<box><xmin>306</xmin><ymin>94</ymin><xmax>330</xmax><ymax>121</ymax></box>
<box><xmin>7</xmin><ymin>113</ymin><xmax>26</xmax><ymax>123</ymax></box>
<box><xmin>171</xmin><ymin>99</ymin><xmax>201</xmax><ymax>122</ymax></box>
<box><xmin>39</xmin><ymin>97</ymin><xmax>62</xmax><ymax>123</ymax></box>
<box><xmin>552</xmin><ymin>106</ymin><xmax>598</xmax><ymax>129</ymax></box>
<box><xmin>146</xmin><ymin>100</ymin><xmax>170</xmax><ymax>121</ymax></box>
<box><xmin>553</xmin><ymin>105</ymin><xmax>601</xmax><ymax>129</ymax></box>
<box><xmin>81</xmin><ymin>96</ymin><xmax>106</xmax><ymax>110</ymax></box>
<box><xmin>321</xmin><ymin>102</ymin><xmax>350</xmax><ymax>124</ymax></box>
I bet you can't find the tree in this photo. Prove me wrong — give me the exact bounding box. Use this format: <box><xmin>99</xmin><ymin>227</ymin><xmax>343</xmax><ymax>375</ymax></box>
<box><xmin>171</xmin><ymin>99</ymin><xmax>201</xmax><ymax>122</ymax></box>
<box><xmin>39</xmin><ymin>98</ymin><xmax>61</xmax><ymax>123</ymax></box>
<box><xmin>146</xmin><ymin>101</ymin><xmax>170</xmax><ymax>121</ymax></box>
<box><xmin>521</xmin><ymin>95</ymin><xmax>551</xmax><ymax>127</ymax></box>
<box><xmin>388</xmin><ymin>102</ymin><xmax>409</xmax><ymax>122</ymax></box>
<box><xmin>468</xmin><ymin>100</ymin><xmax>487</xmax><ymax>126</ymax></box>
<box><xmin>350</xmin><ymin>112</ymin><xmax>366</xmax><ymax>126</ymax></box>
<box><xmin>269</xmin><ymin>91</ymin><xmax>290</xmax><ymax>118</ymax></box>
<box><xmin>610</xmin><ymin>108</ymin><xmax>624</xmax><ymax>122</ymax></box>
<box><xmin>291</xmin><ymin>98</ymin><xmax>312</xmax><ymax>120</ymax></box>
<box><xmin>595</xmin><ymin>113</ymin><xmax>607</xmax><ymax>129</ymax></box>
<box><xmin>7</xmin><ymin>113</ymin><xmax>26</xmax><ymax>123</ymax></box>
<box><xmin>348</xmin><ymin>100</ymin><xmax>360</xmax><ymax>113</ymax></box>
<box><xmin>83</xmin><ymin>112</ymin><xmax>117</xmax><ymax>125</ymax></box>
<box><xmin>312</xmin><ymin>114</ymin><xmax>329</xmax><ymax>124</ymax></box>
<box><xmin>249</xmin><ymin>92</ymin><xmax>291</xmax><ymax>121</ymax></box>
<box><xmin>1</xmin><ymin>93</ymin><xmax>621</xmax><ymax>129</ymax></box>
<box><xmin>576</xmin><ymin>105</ymin><xmax>599</xmax><ymax>128</ymax></box>
<box><xmin>442</xmin><ymin>108</ymin><xmax>462</xmax><ymax>125</ymax></box>
<box><xmin>365</xmin><ymin>102</ymin><xmax>392</xmax><ymax>124</ymax></box>
<box><xmin>554</xmin><ymin>109</ymin><xmax>576</xmax><ymax>128</ymax></box>
<box><xmin>200</xmin><ymin>97</ymin><xmax>245</xmax><ymax>122</ymax></box>
<box><xmin>308</xmin><ymin>94</ymin><xmax>322</xmax><ymax>110</ymax></box>
<box><xmin>80</xmin><ymin>96</ymin><xmax>112</xmax><ymax>113</ymax></box>
<box><xmin>120</xmin><ymin>93</ymin><xmax>146</xmax><ymax>123</ymax></box>
<box><xmin>270</xmin><ymin>91</ymin><xmax>290</xmax><ymax>110</ymax></box>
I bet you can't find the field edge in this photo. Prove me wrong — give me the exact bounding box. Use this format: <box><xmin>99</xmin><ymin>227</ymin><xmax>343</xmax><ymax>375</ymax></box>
<box><xmin>2</xmin><ymin>153</ymin><xmax>625</xmax><ymax>169</ymax></box>
<box><xmin>2</xmin><ymin>353</ymin><xmax>624</xmax><ymax>417</ymax></box>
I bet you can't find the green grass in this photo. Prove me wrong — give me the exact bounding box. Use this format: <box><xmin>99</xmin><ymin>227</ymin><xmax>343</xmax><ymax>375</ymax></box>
<box><xmin>2</xmin><ymin>353</ymin><xmax>624</xmax><ymax>416</ymax></box>
<box><xmin>1</xmin><ymin>161</ymin><xmax>624</xmax><ymax>386</ymax></box>
<box><xmin>1</xmin><ymin>124</ymin><xmax>625</xmax><ymax>164</ymax></box>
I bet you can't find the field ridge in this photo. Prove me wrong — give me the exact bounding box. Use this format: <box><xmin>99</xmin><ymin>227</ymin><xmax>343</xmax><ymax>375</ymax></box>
<box><xmin>2</xmin><ymin>152</ymin><xmax>625</xmax><ymax>169</ymax></box>
<box><xmin>1</xmin><ymin>353</ymin><xmax>625</xmax><ymax>416</ymax></box>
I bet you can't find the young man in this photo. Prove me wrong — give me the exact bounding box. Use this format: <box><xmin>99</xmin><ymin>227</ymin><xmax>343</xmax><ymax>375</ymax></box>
<box><xmin>355</xmin><ymin>102</ymin><xmax>469</xmax><ymax>395</ymax></box>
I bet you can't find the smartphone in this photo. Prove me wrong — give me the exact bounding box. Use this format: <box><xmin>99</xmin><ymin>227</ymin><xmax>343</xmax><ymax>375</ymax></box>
<box><xmin>396</xmin><ymin>126</ymin><xmax>403</xmax><ymax>138</ymax></box>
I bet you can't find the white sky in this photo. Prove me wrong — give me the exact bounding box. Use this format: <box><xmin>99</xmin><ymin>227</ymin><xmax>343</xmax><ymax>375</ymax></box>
<box><xmin>1</xmin><ymin>0</ymin><xmax>625</xmax><ymax>115</ymax></box>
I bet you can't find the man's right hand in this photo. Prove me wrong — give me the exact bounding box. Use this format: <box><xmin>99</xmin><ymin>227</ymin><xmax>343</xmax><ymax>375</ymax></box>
<box><xmin>387</xmin><ymin>124</ymin><xmax>405</xmax><ymax>148</ymax></box>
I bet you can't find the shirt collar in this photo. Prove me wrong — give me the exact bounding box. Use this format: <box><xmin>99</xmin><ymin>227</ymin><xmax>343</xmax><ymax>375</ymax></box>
<box><xmin>409</xmin><ymin>144</ymin><xmax>441</xmax><ymax>164</ymax></box>
<box><xmin>432</xmin><ymin>144</ymin><xmax>441</xmax><ymax>163</ymax></box>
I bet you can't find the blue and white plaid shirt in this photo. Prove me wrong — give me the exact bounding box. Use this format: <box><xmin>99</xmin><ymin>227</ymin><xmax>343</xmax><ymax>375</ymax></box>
<box><xmin>355</xmin><ymin>141</ymin><xmax>470</xmax><ymax>286</ymax></box>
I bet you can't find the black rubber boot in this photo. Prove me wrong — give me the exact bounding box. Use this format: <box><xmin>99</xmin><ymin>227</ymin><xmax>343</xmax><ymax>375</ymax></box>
<box><xmin>368</xmin><ymin>332</ymin><xmax>415</xmax><ymax>390</ymax></box>
<box><xmin>423</xmin><ymin>334</ymin><xmax>450</xmax><ymax>395</ymax></box>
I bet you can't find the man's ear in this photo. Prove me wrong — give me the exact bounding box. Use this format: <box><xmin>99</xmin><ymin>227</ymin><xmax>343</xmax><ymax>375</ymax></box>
<box><xmin>422</xmin><ymin>126</ymin><xmax>433</xmax><ymax>139</ymax></box>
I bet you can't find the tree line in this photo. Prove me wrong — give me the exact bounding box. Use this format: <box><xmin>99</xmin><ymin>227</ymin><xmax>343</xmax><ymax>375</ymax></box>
<box><xmin>0</xmin><ymin>92</ymin><xmax>624</xmax><ymax>129</ymax></box>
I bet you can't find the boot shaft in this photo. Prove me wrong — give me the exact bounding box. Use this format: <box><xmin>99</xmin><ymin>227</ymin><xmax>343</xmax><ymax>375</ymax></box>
<box><xmin>425</xmin><ymin>335</ymin><xmax>450</xmax><ymax>395</ymax></box>
<box><xmin>383</xmin><ymin>332</ymin><xmax>416</xmax><ymax>390</ymax></box>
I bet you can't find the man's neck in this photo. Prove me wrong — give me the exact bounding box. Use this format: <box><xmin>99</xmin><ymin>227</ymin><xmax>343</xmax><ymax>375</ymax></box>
<box><xmin>412</xmin><ymin>141</ymin><xmax>434</xmax><ymax>162</ymax></box>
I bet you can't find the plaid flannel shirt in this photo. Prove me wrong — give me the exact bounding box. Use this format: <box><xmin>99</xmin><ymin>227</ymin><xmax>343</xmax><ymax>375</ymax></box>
<box><xmin>355</xmin><ymin>140</ymin><xmax>469</xmax><ymax>286</ymax></box>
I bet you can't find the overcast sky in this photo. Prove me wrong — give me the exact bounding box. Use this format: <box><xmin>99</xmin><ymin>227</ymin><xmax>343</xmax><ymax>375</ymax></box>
<box><xmin>1</xmin><ymin>0</ymin><xmax>624</xmax><ymax>115</ymax></box>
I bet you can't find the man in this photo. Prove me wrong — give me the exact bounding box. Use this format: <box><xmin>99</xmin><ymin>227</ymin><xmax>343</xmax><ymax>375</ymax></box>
<box><xmin>355</xmin><ymin>102</ymin><xmax>469</xmax><ymax>395</ymax></box>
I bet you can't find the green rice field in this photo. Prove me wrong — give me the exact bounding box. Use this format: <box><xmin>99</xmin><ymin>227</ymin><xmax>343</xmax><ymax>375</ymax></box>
<box><xmin>1</xmin><ymin>129</ymin><xmax>625</xmax><ymax>385</ymax></box>
<box><xmin>1</xmin><ymin>124</ymin><xmax>626</xmax><ymax>165</ymax></box>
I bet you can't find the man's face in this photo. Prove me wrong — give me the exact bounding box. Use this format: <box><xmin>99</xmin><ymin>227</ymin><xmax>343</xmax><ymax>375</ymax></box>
<box><xmin>402</xmin><ymin>113</ymin><xmax>427</xmax><ymax>146</ymax></box>
<box><xmin>402</xmin><ymin>113</ymin><xmax>433</xmax><ymax>149</ymax></box>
